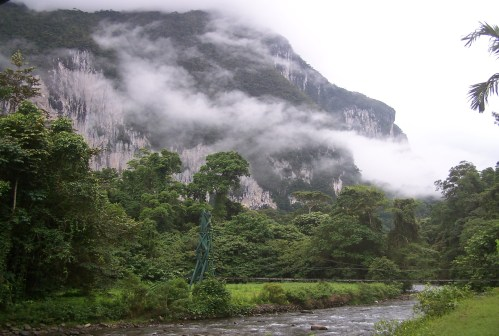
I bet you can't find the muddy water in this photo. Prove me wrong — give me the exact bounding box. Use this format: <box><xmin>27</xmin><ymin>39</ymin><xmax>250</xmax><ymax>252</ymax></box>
<box><xmin>95</xmin><ymin>298</ymin><xmax>416</xmax><ymax>336</ymax></box>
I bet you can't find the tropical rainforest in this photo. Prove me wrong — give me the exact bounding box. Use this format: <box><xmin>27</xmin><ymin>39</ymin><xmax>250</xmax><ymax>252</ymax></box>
<box><xmin>0</xmin><ymin>6</ymin><xmax>498</xmax><ymax>327</ymax></box>
<box><xmin>1</xmin><ymin>50</ymin><xmax>498</xmax><ymax>311</ymax></box>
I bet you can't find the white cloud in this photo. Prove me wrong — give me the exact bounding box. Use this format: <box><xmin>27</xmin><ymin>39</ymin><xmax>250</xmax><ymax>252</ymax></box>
<box><xmin>12</xmin><ymin>0</ymin><xmax>499</xmax><ymax>197</ymax></box>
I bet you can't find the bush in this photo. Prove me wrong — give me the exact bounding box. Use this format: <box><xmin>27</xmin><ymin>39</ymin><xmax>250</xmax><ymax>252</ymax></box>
<box><xmin>117</xmin><ymin>273</ymin><xmax>149</xmax><ymax>317</ymax></box>
<box><xmin>191</xmin><ymin>278</ymin><xmax>231</xmax><ymax>318</ymax></box>
<box><xmin>0</xmin><ymin>295</ymin><xmax>127</xmax><ymax>325</ymax></box>
<box><xmin>355</xmin><ymin>282</ymin><xmax>401</xmax><ymax>304</ymax></box>
<box><xmin>367</xmin><ymin>257</ymin><xmax>401</xmax><ymax>282</ymax></box>
<box><xmin>415</xmin><ymin>285</ymin><xmax>472</xmax><ymax>317</ymax></box>
<box><xmin>257</xmin><ymin>284</ymin><xmax>287</xmax><ymax>304</ymax></box>
<box><xmin>146</xmin><ymin>278</ymin><xmax>190</xmax><ymax>318</ymax></box>
<box><xmin>373</xmin><ymin>318</ymin><xmax>432</xmax><ymax>336</ymax></box>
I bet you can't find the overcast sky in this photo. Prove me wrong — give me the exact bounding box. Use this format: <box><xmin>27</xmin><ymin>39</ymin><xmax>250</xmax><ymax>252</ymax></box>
<box><xmin>10</xmin><ymin>0</ymin><xmax>499</xmax><ymax>196</ymax></box>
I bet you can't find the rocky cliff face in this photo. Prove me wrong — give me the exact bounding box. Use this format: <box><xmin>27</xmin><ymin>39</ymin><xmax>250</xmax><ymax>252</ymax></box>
<box><xmin>35</xmin><ymin>50</ymin><xmax>149</xmax><ymax>170</ymax></box>
<box><xmin>270</xmin><ymin>39</ymin><xmax>405</xmax><ymax>139</ymax></box>
<box><xmin>0</xmin><ymin>4</ymin><xmax>406</xmax><ymax>209</ymax></box>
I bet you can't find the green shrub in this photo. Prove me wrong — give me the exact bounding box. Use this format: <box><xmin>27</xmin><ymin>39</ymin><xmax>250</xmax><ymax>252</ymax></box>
<box><xmin>310</xmin><ymin>281</ymin><xmax>332</xmax><ymax>299</ymax></box>
<box><xmin>146</xmin><ymin>278</ymin><xmax>189</xmax><ymax>317</ymax></box>
<box><xmin>374</xmin><ymin>318</ymin><xmax>433</xmax><ymax>336</ymax></box>
<box><xmin>191</xmin><ymin>278</ymin><xmax>231</xmax><ymax>318</ymax></box>
<box><xmin>415</xmin><ymin>285</ymin><xmax>472</xmax><ymax>317</ymax></box>
<box><xmin>355</xmin><ymin>283</ymin><xmax>400</xmax><ymax>304</ymax></box>
<box><xmin>257</xmin><ymin>284</ymin><xmax>287</xmax><ymax>304</ymax></box>
<box><xmin>367</xmin><ymin>257</ymin><xmax>401</xmax><ymax>281</ymax></box>
<box><xmin>284</xmin><ymin>287</ymin><xmax>309</xmax><ymax>306</ymax></box>
<box><xmin>373</xmin><ymin>319</ymin><xmax>401</xmax><ymax>336</ymax></box>
<box><xmin>146</xmin><ymin>278</ymin><xmax>190</xmax><ymax>318</ymax></box>
<box><xmin>117</xmin><ymin>273</ymin><xmax>149</xmax><ymax>317</ymax></box>
<box><xmin>0</xmin><ymin>294</ymin><xmax>127</xmax><ymax>325</ymax></box>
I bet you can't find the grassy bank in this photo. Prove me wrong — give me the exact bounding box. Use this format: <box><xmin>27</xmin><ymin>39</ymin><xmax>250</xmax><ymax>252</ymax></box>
<box><xmin>0</xmin><ymin>280</ymin><xmax>403</xmax><ymax>328</ymax></box>
<box><xmin>228</xmin><ymin>281</ymin><xmax>402</xmax><ymax>309</ymax></box>
<box><xmin>375</xmin><ymin>287</ymin><xmax>499</xmax><ymax>336</ymax></box>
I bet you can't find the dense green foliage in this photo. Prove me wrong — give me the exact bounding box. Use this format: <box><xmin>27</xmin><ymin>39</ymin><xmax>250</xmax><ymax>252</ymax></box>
<box><xmin>430</xmin><ymin>161</ymin><xmax>499</xmax><ymax>287</ymax></box>
<box><xmin>0</xmin><ymin>101</ymin><xmax>119</xmax><ymax>303</ymax></box>
<box><xmin>0</xmin><ymin>50</ymin><xmax>40</xmax><ymax>112</ymax></box>
<box><xmin>2</xmin><ymin>105</ymin><xmax>496</xmax><ymax>312</ymax></box>
<box><xmin>0</xmin><ymin>28</ymin><xmax>497</xmax><ymax>326</ymax></box>
<box><xmin>0</xmin><ymin>280</ymin><xmax>401</xmax><ymax>325</ymax></box>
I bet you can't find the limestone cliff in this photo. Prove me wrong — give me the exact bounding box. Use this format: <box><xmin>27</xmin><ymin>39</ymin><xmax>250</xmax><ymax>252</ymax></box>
<box><xmin>0</xmin><ymin>4</ymin><xmax>406</xmax><ymax>209</ymax></box>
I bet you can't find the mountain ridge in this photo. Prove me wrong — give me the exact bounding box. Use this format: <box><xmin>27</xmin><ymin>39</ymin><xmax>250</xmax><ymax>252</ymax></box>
<box><xmin>0</xmin><ymin>3</ymin><xmax>406</xmax><ymax>209</ymax></box>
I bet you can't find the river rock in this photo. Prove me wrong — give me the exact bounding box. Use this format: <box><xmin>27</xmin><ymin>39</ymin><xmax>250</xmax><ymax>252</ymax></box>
<box><xmin>310</xmin><ymin>325</ymin><xmax>328</xmax><ymax>330</ymax></box>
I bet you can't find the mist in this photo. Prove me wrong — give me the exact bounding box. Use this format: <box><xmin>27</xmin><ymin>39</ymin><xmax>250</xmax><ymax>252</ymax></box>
<box><xmin>87</xmin><ymin>18</ymin><xmax>448</xmax><ymax>198</ymax></box>
<box><xmin>12</xmin><ymin>0</ymin><xmax>494</xmax><ymax>198</ymax></box>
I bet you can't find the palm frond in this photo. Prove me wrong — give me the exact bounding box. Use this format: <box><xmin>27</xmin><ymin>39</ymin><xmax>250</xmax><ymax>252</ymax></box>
<box><xmin>467</xmin><ymin>73</ymin><xmax>499</xmax><ymax>112</ymax></box>
<box><xmin>462</xmin><ymin>22</ymin><xmax>499</xmax><ymax>57</ymax></box>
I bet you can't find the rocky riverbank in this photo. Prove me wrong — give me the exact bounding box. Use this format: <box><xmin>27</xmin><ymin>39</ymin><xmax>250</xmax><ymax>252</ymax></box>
<box><xmin>0</xmin><ymin>294</ymin><xmax>414</xmax><ymax>336</ymax></box>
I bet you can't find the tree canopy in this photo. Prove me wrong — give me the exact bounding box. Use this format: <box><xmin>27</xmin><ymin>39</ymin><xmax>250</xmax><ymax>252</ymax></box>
<box><xmin>0</xmin><ymin>50</ymin><xmax>40</xmax><ymax>113</ymax></box>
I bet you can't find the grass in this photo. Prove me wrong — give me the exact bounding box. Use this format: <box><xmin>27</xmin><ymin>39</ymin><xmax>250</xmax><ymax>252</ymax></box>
<box><xmin>0</xmin><ymin>291</ymin><xmax>124</xmax><ymax>325</ymax></box>
<box><xmin>377</xmin><ymin>288</ymin><xmax>499</xmax><ymax>336</ymax></box>
<box><xmin>422</xmin><ymin>288</ymin><xmax>499</xmax><ymax>336</ymax></box>
<box><xmin>0</xmin><ymin>281</ymin><xmax>403</xmax><ymax>327</ymax></box>
<box><xmin>227</xmin><ymin>282</ymin><xmax>357</xmax><ymax>304</ymax></box>
<box><xmin>227</xmin><ymin>281</ymin><xmax>401</xmax><ymax>306</ymax></box>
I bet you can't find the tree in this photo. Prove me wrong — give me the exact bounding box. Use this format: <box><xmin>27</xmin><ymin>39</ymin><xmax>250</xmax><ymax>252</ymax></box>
<box><xmin>0</xmin><ymin>101</ymin><xmax>129</xmax><ymax>302</ymax></box>
<box><xmin>291</xmin><ymin>212</ymin><xmax>331</xmax><ymax>235</ymax></box>
<box><xmin>190</xmin><ymin>151</ymin><xmax>249</xmax><ymax>219</ymax></box>
<box><xmin>0</xmin><ymin>101</ymin><xmax>49</xmax><ymax>213</ymax></box>
<box><xmin>292</xmin><ymin>190</ymin><xmax>332</xmax><ymax>214</ymax></box>
<box><xmin>453</xmin><ymin>220</ymin><xmax>499</xmax><ymax>289</ymax></box>
<box><xmin>430</xmin><ymin>161</ymin><xmax>498</xmax><ymax>278</ymax></box>
<box><xmin>462</xmin><ymin>22</ymin><xmax>499</xmax><ymax>124</ymax></box>
<box><xmin>308</xmin><ymin>185</ymin><xmax>387</xmax><ymax>279</ymax></box>
<box><xmin>311</xmin><ymin>213</ymin><xmax>384</xmax><ymax>278</ymax></box>
<box><xmin>333</xmin><ymin>185</ymin><xmax>387</xmax><ymax>231</ymax></box>
<box><xmin>366</xmin><ymin>257</ymin><xmax>402</xmax><ymax>282</ymax></box>
<box><xmin>115</xmin><ymin>149</ymin><xmax>183</xmax><ymax>219</ymax></box>
<box><xmin>214</xmin><ymin>211</ymin><xmax>276</xmax><ymax>277</ymax></box>
<box><xmin>191</xmin><ymin>151</ymin><xmax>250</xmax><ymax>197</ymax></box>
<box><xmin>0</xmin><ymin>50</ymin><xmax>40</xmax><ymax>113</ymax></box>
<box><xmin>388</xmin><ymin>198</ymin><xmax>419</xmax><ymax>249</ymax></box>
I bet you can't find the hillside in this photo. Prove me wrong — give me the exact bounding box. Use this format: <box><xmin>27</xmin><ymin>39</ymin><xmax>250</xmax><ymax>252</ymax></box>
<box><xmin>0</xmin><ymin>3</ymin><xmax>406</xmax><ymax>208</ymax></box>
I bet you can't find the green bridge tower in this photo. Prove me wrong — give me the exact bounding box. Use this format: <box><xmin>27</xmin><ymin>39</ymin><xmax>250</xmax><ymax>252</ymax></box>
<box><xmin>190</xmin><ymin>210</ymin><xmax>213</xmax><ymax>285</ymax></box>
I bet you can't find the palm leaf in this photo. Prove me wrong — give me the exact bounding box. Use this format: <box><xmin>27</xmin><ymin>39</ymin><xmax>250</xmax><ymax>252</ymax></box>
<box><xmin>462</xmin><ymin>22</ymin><xmax>499</xmax><ymax>58</ymax></box>
<box><xmin>467</xmin><ymin>73</ymin><xmax>499</xmax><ymax>112</ymax></box>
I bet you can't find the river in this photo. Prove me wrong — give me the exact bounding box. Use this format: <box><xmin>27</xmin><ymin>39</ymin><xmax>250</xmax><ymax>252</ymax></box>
<box><xmin>95</xmin><ymin>298</ymin><xmax>417</xmax><ymax>336</ymax></box>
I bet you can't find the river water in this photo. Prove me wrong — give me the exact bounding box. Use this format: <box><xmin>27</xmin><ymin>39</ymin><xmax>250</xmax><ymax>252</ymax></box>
<box><xmin>95</xmin><ymin>298</ymin><xmax>417</xmax><ymax>336</ymax></box>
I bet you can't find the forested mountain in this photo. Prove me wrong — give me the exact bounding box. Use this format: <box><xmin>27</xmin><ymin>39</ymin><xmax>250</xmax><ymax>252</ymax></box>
<box><xmin>0</xmin><ymin>3</ymin><xmax>406</xmax><ymax>209</ymax></box>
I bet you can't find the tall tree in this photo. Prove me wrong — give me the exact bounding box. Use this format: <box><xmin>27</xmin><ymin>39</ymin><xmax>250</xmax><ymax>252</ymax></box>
<box><xmin>431</xmin><ymin>161</ymin><xmax>496</xmax><ymax>278</ymax></box>
<box><xmin>309</xmin><ymin>185</ymin><xmax>387</xmax><ymax>278</ymax></box>
<box><xmin>0</xmin><ymin>101</ymin><xmax>126</xmax><ymax>303</ymax></box>
<box><xmin>462</xmin><ymin>22</ymin><xmax>499</xmax><ymax>124</ymax></box>
<box><xmin>0</xmin><ymin>50</ymin><xmax>40</xmax><ymax>113</ymax></box>
<box><xmin>190</xmin><ymin>151</ymin><xmax>249</xmax><ymax>219</ymax></box>
<box><xmin>292</xmin><ymin>190</ymin><xmax>332</xmax><ymax>214</ymax></box>
<box><xmin>333</xmin><ymin>185</ymin><xmax>387</xmax><ymax>231</ymax></box>
<box><xmin>114</xmin><ymin>149</ymin><xmax>182</xmax><ymax>220</ymax></box>
<box><xmin>388</xmin><ymin>198</ymin><xmax>419</xmax><ymax>249</ymax></box>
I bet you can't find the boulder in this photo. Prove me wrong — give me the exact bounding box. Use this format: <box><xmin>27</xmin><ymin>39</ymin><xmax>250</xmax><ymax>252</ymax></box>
<box><xmin>310</xmin><ymin>324</ymin><xmax>328</xmax><ymax>330</ymax></box>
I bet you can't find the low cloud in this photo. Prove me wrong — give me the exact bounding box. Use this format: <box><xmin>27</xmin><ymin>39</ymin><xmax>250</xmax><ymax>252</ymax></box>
<box><xmin>90</xmin><ymin>19</ymin><xmax>457</xmax><ymax>198</ymax></box>
<box><xmin>12</xmin><ymin>1</ymin><xmax>486</xmax><ymax>198</ymax></box>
